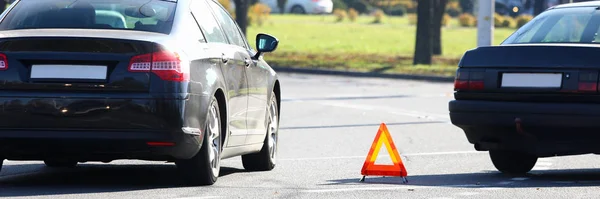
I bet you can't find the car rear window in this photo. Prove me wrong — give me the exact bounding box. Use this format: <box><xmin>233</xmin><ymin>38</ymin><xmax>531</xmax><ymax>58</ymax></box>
<box><xmin>0</xmin><ymin>0</ymin><xmax>177</xmax><ymax>34</ymax></box>
<box><xmin>503</xmin><ymin>7</ymin><xmax>600</xmax><ymax>44</ymax></box>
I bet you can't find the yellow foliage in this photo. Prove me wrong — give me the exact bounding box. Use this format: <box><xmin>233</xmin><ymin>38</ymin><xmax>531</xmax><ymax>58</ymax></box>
<box><xmin>348</xmin><ymin>8</ymin><xmax>359</xmax><ymax>22</ymax></box>
<box><xmin>516</xmin><ymin>14</ymin><xmax>534</xmax><ymax>28</ymax></box>
<box><xmin>501</xmin><ymin>17</ymin><xmax>517</xmax><ymax>28</ymax></box>
<box><xmin>333</xmin><ymin>9</ymin><xmax>347</xmax><ymax>22</ymax></box>
<box><xmin>493</xmin><ymin>13</ymin><xmax>504</xmax><ymax>28</ymax></box>
<box><xmin>407</xmin><ymin>13</ymin><xmax>417</xmax><ymax>25</ymax></box>
<box><xmin>458</xmin><ymin>13</ymin><xmax>476</xmax><ymax>27</ymax></box>
<box><xmin>373</xmin><ymin>9</ymin><xmax>385</xmax><ymax>24</ymax></box>
<box><xmin>218</xmin><ymin>0</ymin><xmax>234</xmax><ymax>15</ymax></box>
<box><xmin>441</xmin><ymin>14</ymin><xmax>451</xmax><ymax>27</ymax></box>
<box><xmin>248</xmin><ymin>3</ymin><xmax>271</xmax><ymax>26</ymax></box>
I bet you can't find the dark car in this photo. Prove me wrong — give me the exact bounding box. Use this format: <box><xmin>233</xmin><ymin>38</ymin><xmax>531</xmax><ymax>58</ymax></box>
<box><xmin>0</xmin><ymin>0</ymin><xmax>281</xmax><ymax>186</ymax></box>
<box><xmin>449</xmin><ymin>2</ymin><xmax>600</xmax><ymax>175</ymax></box>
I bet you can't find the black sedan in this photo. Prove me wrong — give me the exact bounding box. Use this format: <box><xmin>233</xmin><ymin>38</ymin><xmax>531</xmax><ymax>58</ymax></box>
<box><xmin>450</xmin><ymin>2</ymin><xmax>600</xmax><ymax>175</ymax></box>
<box><xmin>0</xmin><ymin>0</ymin><xmax>281</xmax><ymax>186</ymax></box>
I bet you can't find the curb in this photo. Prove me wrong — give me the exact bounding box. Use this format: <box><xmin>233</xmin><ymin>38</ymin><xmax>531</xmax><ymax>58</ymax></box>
<box><xmin>272</xmin><ymin>67</ymin><xmax>455</xmax><ymax>83</ymax></box>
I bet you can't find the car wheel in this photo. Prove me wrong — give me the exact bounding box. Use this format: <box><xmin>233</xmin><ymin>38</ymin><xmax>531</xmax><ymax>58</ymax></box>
<box><xmin>489</xmin><ymin>150</ymin><xmax>537</xmax><ymax>175</ymax></box>
<box><xmin>176</xmin><ymin>97</ymin><xmax>222</xmax><ymax>186</ymax></box>
<box><xmin>44</xmin><ymin>160</ymin><xmax>78</xmax><ymax>168</ymax></box>
<box><xmin>291</xmin><ymin>5</ymin><xmax>306</xmax><ymax>14</ymax></box>
<box><xmin>242</xmin><ymin>92</ymin><xmax>279</xmax><ymax>171</ymax></box>
<box><xmin>0</xmin><ymin>159</ymin><xmax>3</xmax><ymax>173</ymax></box>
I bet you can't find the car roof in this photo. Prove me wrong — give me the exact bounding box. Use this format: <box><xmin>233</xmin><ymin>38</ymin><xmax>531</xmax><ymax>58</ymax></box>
<box><xmin>552</xmin><ymin>1</ymin><xmax>600</xmax><ymax>9</ymax></box>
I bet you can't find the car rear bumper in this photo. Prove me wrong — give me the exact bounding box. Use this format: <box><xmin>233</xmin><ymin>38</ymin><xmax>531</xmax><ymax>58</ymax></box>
<box><xmin>449</xmin><ymin>100</ymin><xmax>600</xmax><ymax>156</ymax></box>
<box><xmin>0</xmin><ymin>93</ymin><xmax>206</xmax><ymax>161</ymax></box>
<box><xmin>0</xmin><ymin>129</ymin><xmax>202</xmax><ymax>161</ymax></box>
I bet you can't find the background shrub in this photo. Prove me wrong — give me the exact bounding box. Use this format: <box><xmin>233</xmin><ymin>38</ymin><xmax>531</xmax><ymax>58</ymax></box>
<box><xmin>348</xmin><ymin>8</ymin><xmax>359</xmax><ymax>22</ymax></box>
<box><xmin>458</xmin><ymin>13</ymin><xmax>476</xmax><ymax>27</ymax></box>
<box><xmin>372</xmin><ymin>9</ymin><xmax>385</xmax><ymax>24</ymax></box>
<box><xmin>516</xmin><ymin>14</ymin><xmax>534</xmax><ymax>28</ymax></box>
<box><xmin>333</xmin><ymin>9</ymin><xmax>347</xmax><ymax>22</ymax></box>
<box><xmin>332</xmin><ymin>0</ymin><xmax>348</xmax><ymax>11</ymax></box>
<box><xmin>248</xmin><ymin>3</ymin><xmax>271</xmax><ymax>26</ymax></box>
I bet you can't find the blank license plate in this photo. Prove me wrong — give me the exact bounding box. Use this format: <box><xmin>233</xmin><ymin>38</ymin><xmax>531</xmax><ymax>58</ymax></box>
<box><xmin>501</xmin><ymin>73</ymin><xmax>562</xmax><ymax>88</ymax></box>
<box><xmin>30</xmin><ymin>65</ymin><xmax>107</xmax><ymax>80</ymax></box>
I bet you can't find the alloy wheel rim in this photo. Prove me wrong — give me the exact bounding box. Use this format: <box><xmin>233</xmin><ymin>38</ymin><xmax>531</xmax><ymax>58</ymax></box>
<box><xmin>208</xmin><ymin>103</ymin><xmax>221</xmax><ymax>176</ymax></box>
<box><xmin>268</xmin><ymin>98</ymin><xmax>278</xmax><ymax>163</ymax></box>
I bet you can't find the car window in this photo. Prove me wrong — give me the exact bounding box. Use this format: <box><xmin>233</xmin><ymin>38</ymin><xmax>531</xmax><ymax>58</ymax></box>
<box><xmin>503</xmin><ymin>7</ymin><xmax>600</xmax><ymax>44</ymax></box>
<box><xmin>190</xmin><ymin>0</ymin><xmax>228</xmax><ymax>44</ymax></box>
<box><xmin>206</xmin><ymin>0</ymin><xmax>247</xmax><ymax>48</ymax></box>
<box><xmin>0</xmin><ymin>0</ymin><xmax>177</xmax><ymax>34</ymax></box>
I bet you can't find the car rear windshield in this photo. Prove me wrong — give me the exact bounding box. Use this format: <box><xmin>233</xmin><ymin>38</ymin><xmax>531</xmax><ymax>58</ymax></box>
<box><xmin>0</xmin><ymin>0</ymin><xmax>177</xmax><ymax>34</ymax></box>
<box><xmin>503</xmin><ymin>6</ymin><xmax>600</xmax><ymax>44</ymax></box>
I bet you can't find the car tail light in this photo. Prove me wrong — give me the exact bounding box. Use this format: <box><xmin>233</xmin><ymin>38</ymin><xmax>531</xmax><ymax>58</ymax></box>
<box><xmin>454</xmin><ymin>69</ymin><xmax>485</xmax><ymax>91</ymax></box>
<box><xmin>578</xmin><ymin>71</ymin><xmax>598</xmax><ymax>92</ymax></box>
<box><xmin>147</xmin><ymin>142</ymin><xmax>175</xmax><ymax>146</ymax></box>
<box><xmin>128</xmin><ymin>50</ymin><xmax>189</xmax><ymax>82</ymax></box>
<box><xmin>0</xmin><ymin>53</ymin><xmax>8</xmax><ymax>71</ymax></box>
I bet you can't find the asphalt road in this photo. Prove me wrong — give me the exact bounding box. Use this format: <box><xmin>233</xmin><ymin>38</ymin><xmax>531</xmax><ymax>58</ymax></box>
<box><xmin>2</xmin><ymin>73</ymin><xmax>600</xmax><ymax>199</ymax></box>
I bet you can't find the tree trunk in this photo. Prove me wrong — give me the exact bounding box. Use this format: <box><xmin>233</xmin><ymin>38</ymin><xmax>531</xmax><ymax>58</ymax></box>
<box><xmin>277</xmin><ymin>0</ymin><xmax>287</xmax><ymax>13</ymax></box>
<box><xmin>234</xmin><ymin>0</ymin><xmax>250</xmax><ymax>36</ymax></box>
<box><xmin>533</xmin><ymin>0</ymin><xmax>546</xmax><ymax>16</ymax></box>
<box><xmin>413</xmin><ymin>0</ymin><xmax>433</xmax><ymax>65</ymax></box>
<box><xmin>432</xmin><ymin>0</ymin><xmax>447</xmax><ymax>56</ymax></box>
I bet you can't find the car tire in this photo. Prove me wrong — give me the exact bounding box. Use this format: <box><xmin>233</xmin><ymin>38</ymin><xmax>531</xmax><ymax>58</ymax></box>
<box><xmin>489</xmin><ymin>150</ymin><xmax>537</xmax><ymax>175</ymax></box>
<box><xmin>0</xmin><ymin>159</ymin><xmax>3</xmax><ymax>173</ymax></box>
<box><xmin>291</xmin><ymin>5</ymin><xmax>306</xmax><ymax>14</ymax></box>
<box><xmin>242</xmin><ymin>92</ymin><xmax>279</xmax><ymax>171</ymax></box>
<box><xmin>176</xmin><ymin>97</ymin><xmax>222</xmax><ymax>186</ymax></box>
<box><xmin>44</xmin><ymin>160</ymin><xmax>78</xmax><ymax>168</ymax></box>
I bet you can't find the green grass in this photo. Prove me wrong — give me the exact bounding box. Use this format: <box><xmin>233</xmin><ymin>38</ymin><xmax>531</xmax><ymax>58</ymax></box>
<box><xmin>246</xmin><ymin>14</ymin><xmax>518</xmax><ymax>77</ymax></box>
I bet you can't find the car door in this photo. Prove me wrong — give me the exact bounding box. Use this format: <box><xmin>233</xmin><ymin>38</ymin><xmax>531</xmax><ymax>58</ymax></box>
<box><xmin>207</xmin><ymin>0</ymin><xmax>269</xmax><ymax>145</ymax></box>
<box><xmin>191</xmin><ymin>0</ymin><xmax>249</xmax><ymax>147</ymax></box>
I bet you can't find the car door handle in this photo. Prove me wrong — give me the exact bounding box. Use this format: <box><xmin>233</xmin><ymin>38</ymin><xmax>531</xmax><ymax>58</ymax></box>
<box><xmin>244</xmin><ymin>58</ymin><xmax>252</xmax><ymax>67</ymax></box>
<box><xmin>221</xmin><ymin>54</ymin><xmax>228</xmax><ymax>63</ymax></box>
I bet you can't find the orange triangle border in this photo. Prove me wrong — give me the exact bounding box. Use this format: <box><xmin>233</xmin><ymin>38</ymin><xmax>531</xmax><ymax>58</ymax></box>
<box><xmin>360</xmin><ymin>123</ymin><xmax>408</xmax><ymax>177</ymax></box>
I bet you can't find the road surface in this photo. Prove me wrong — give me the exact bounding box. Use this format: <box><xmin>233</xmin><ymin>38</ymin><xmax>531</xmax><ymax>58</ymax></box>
<box><xmin>1</xmin><ymin>73</ymin><xmax>600</xmax><ymax>199</ymax></box>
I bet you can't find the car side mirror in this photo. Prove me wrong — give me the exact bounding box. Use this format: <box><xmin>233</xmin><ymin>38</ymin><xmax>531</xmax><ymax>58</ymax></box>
<box><xmin>253</xmin><ymin>33</ymin><xmax>279</xmax><ymax>60</ymax></box>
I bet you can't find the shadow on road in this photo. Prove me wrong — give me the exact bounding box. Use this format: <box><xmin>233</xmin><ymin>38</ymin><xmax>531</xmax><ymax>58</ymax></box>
<box><xmin>0</xmin><ymin>163</ymin><xmax>246</xmax><ymax>197</ymax></box>
<box><xmin>323</xmin><ymin>168</ymin><xmax>600</xmax><ymax>188</ymax></box>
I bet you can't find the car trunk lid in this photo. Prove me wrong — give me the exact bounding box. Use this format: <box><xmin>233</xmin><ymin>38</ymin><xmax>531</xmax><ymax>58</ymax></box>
<box><xmin>455</xmin><ymin>45</ymin><xmax>600</xmax><ymax>102</ymax></box>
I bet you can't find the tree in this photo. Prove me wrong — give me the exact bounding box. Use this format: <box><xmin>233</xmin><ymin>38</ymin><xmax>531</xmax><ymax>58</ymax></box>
<box><xmin>233</xmin><ymin>0</ymin><xmax>250</xmax><ymax>36</ymax></box>
<box><xmin>413</xmin><ymin>0</ymin><xmax>433</xmax><ymax>65</ymax></box>
<box><xmin>534</xmin><ymin>0</ymin><xmax>546</xmax><ymax>16</ymax></box>
<box><xmin>277</xmin><ymin>0</ymin><xmax>287</xmax><ymax>13</ymax></box>
<box><xmin>432</xmin><ymin>0</ymin><xmax>447</xmax><ymax>55</ymax></box>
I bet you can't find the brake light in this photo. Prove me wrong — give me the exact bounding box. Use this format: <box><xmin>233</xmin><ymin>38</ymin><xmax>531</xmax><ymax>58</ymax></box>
<box><xmin>128</xmin><ymin>50</ymin><xmax>189</xmax><ymax>82</ymax></box>
<box><xmin>0</xmin><ymin>53</ymin><xmax>8</xmax><ymax>71</ymax></box>
<box><xmin>147</xmin><ymin>142</ymin><xmax>175</xmax><ymax>146</ymax></box>
<box><xmin>454</xmin><ymin>69</ymin><xmax>485</xmax><ymax>91</ymax></box>
<box><xmin>578</xmin><ymin>71</ymin><xmax>598</xmax><ymax>92</ymax></box>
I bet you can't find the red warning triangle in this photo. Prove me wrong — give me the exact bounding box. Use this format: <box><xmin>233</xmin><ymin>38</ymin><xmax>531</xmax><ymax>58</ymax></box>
<box><xmin>361</xmin><ymin>123</ymin><xmax>408</xmax><ymax>177</ymax></box>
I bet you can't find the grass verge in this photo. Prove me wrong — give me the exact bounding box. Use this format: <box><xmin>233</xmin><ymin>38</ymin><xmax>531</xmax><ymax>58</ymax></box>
<box><xmin>247</xmin><ymin>14</ymin><xmax>518</xmax><ymax>78</ymax></box>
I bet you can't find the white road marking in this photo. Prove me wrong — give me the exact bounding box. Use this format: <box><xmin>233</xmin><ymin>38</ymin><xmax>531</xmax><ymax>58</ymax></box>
<box><xmin>279</xmin><ymin>151</ymin><xmax>484</xmax><ymax>161</ymax></box>
<box><xmin>311</xmin><ymin>101</ymin><xmax>451</xmax><ymax>122</ymax></box>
